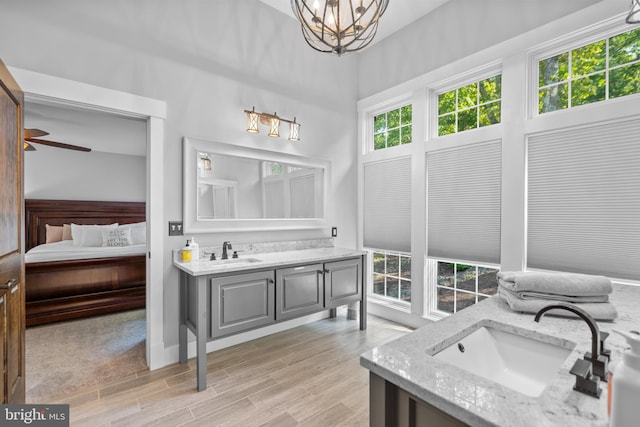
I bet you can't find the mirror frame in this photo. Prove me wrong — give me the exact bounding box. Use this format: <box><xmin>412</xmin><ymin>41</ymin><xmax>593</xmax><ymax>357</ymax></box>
<box><xmin>183</xmin><ymin>137</ymin><xmax>332</xmax><ymax>233</ymax></box>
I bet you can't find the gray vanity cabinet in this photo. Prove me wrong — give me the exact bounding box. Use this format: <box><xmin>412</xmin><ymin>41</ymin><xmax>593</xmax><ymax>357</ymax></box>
<box><xmin>324</xmin><ymin>258</ymin><xmax>362</xmax><ymax>309</ymax></box>
<box><xmin>210</xmin><ymin>270</ymin><xmax>275</xmax><ymax>338</ymax></box>
<box><xmin>276</xmin><ymin>264</ymin><xmax>324</xmax><ymax>321</ymax></box>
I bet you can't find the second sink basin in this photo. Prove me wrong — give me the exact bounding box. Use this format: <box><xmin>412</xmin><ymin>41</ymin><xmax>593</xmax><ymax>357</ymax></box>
<box><xmin>432</xmin><ymin>321</ymin><xmax>573</xmax><ymax>397</ymax></box>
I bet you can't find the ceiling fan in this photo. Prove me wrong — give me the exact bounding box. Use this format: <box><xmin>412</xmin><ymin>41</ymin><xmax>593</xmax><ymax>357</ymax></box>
<box><xmin>23</xmin><ymin>128</ymin><xmax>91</xmax><ymax>152</ymax></box>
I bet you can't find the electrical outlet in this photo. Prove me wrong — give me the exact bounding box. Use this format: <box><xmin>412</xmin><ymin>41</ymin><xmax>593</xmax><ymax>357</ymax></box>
<box><xmin>331</xmin><ymin>227</ymin><xmax>337</xmax><ymax>237</ymax></box>
<box><xmin>169</xmin><ymin>221</ymin><xmax>184</xmax><ymax>236</ymax></box>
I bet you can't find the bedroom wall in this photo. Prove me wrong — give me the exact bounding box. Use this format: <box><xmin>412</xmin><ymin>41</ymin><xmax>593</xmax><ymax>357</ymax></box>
<box><xmin>0</xmin><ymin>0</ymin><xmax>359</xmax><ymax>351</ymax></box>
<box><xmin>24</xmin><ymin>146</ymin><xmax>146</xmax><ymax>202</ymax></box>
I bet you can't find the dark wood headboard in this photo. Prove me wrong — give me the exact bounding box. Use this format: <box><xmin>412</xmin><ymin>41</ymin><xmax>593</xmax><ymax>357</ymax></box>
<box><xmin>25</xmin><ymin>199</ymin><xmax>146</xmax><ymax>251</ymax></box>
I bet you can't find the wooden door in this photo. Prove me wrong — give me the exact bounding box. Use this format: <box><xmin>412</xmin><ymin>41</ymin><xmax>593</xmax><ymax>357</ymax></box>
<box><xmin>0</xmin><ymin>58</ymin><xmax>25</xmax><ymax>404</ymax></box>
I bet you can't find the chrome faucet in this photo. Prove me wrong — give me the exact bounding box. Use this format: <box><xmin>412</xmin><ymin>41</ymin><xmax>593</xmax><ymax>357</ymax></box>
<box><xmin>534</xmin><ymin>302</ymin><xmax>609</xmax><ymax>398</ymax></box>
<box><xmin>221</xmin><ymin>241</ymin><xmax>232</xmax><ymax>260</ymax></box>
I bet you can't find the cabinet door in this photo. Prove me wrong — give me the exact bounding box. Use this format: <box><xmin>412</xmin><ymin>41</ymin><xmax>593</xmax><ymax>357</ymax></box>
<box><xmin>276</xmin><ymin>264</ymin><xmax>323</xmax><ymax>321</ymax></box>
<box><xmin>210</xmin><ymin>271</ymin><xmax>275</xmax><ymax>338</ymax></box>
<box><xmin>324</xmin><ymin>257</ymin><xmax>362</xmax><ymax>309</ymax></box>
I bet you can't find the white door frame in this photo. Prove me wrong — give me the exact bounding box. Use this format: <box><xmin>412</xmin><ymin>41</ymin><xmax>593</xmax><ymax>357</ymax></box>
<box><xmin>11</xmin><ymin>67</ymin><xmax>167</xmax><ymax>370</ymax></box>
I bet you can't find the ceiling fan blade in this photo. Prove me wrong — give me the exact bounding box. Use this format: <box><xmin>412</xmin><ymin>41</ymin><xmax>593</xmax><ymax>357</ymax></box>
<box><xmin>23</xmin><ymin>141</ymin><xmax>36</xmax><ymax>151</ymax></box>
<box><xmin>24</xmin><ymin>128</ymin><xmax>49</xmax><ymax>139</ymax></box>
<box><xmin>25</xmin><ymin>137</ymin><xmax>91</xmax><ymax>152</ymax></box>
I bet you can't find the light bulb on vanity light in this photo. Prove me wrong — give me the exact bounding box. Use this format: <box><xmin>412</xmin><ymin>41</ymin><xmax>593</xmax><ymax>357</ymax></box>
<box><xmin>268</xmin><ymin>113</ymin><xmax>280</xmax><ymax>138</ymax></box>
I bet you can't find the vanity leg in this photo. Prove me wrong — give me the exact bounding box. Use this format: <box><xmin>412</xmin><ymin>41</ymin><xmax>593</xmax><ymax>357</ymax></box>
<box><xmin>329</xmin><ymin>308</ymin><xmax>337</xmax><ymax>318</ymax></box>
<box><xmin>196</xmin><ymin>276</ymin><xmax>208</xmax><ymax>392</ymax></box>
<box><xmin>179</xmin><ymin>271</ymin><xmax>188</xmax><ymax>364</ymax></box>
<box><xmin>360</xmin><ymin>255</ymin><xmax>367</xmax><ymax>330</ymax></box>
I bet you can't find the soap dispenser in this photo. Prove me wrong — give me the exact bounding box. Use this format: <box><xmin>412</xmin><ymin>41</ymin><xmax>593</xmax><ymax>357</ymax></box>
<box><xmin>181</xmin><ymin>240</ymin><xmax>193</xmax><ymax>262</ymax></box>
<box><xmin>610</xmin><ymin>330</ymin><xmax>640</xmax><ymax>427</ymax></box>
<box><xmin>189</xmin><ymin>237</ymin><xmax>200</xmax><ymax>261</ymax></box>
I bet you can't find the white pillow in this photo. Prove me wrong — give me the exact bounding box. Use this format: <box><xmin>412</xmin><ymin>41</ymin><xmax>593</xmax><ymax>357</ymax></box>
<box><xmin>71</xmin><ymin>223</ymin><xmax>118</xmax><ymax>247</ymax></box>
<box><xmin>118</xmin><ymin>222</ymin><xmax>146</xmax><ymax>245</ymax></box>
<box><xmin>101</xmin><ymin>227</ymin><xmax>132</xmax><ymax>247</ymax></box>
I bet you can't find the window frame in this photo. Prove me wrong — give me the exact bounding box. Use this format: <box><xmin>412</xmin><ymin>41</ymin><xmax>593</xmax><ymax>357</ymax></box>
<box><xmin>367</xmin><ymin>248</ymin><xmax>412</xmax><ymax>306</ymax></box>
<box><xmin>427</xmin><ymin>258</ymin><xmax>500</xmax><ymax>318</ymax></box>
<box><xmin>366</xmin><ymin>97</ymin><xmax>413</xmax><ymax>153</ymax></box>
<box><xmin>430</xmin><ymin>62</ymin><xmax>503</xmax><ymax>140</ymax></box>
<box><xmin>528</xmin><ymin>16</ymin><xmax>640</xmax><ymax>119</ymax></box>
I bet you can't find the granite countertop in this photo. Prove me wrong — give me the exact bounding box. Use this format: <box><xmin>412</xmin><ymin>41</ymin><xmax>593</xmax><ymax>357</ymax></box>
<box><xmin>174</xmin><ymin>246</ymin><xmax>365</xmax><ymax>276</ymax></box>
<box><xmin>361</xmin><ymin>283</ymin><xmax>640</xmax><ymax>427</ymax></box>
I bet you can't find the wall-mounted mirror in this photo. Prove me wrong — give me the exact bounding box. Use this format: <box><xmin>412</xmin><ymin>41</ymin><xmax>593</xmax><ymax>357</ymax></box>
<box><xmin>183</xmin><ymin>137</ymin><xmax>331</xmax><ymax>233</ymax></box>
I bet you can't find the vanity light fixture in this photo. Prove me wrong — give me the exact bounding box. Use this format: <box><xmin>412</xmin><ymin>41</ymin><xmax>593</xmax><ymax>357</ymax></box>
<box><xmin>627</xmin><ymin>0</ymin><xmax>640</xmax><ymax>23</ymax></box>
<box><xmin>291</xmin><ymin>0</ymin><xmax>389</xmax><ymax>56</ymax></box>
<box><xmin>198</xmin><ymin>152</ymin><xmax>213</xmax><ymax>177</ymax></box>
<box><xmin>244</xmin><ymin>107</ymin><xmax>301</xmax><ymax>141</ymax></box>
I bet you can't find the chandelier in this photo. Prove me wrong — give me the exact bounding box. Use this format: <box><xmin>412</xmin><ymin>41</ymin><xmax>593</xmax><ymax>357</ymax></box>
<box><xmin>628</xmin><ymin>0</ymin><xmax>640</xmax><ymax>24</ymax></box>
<box><xmin>291</xmin><ymin>0</ymin><xmax>389</xmax><ymax>56</ymax></box>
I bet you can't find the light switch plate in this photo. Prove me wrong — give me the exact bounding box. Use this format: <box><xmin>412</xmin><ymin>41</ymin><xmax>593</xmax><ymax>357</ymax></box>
<box><xmin>169</xmin><ymin>221</ymin><xmax>184</xmax><ymax>236</ymax></box>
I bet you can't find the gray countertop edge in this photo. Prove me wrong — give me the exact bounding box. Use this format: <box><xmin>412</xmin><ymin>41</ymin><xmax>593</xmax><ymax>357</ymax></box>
<box><xmin>174</xmin><ymin>247</ymin><xmax>366</xmax><ymax>276</ymax></box>
<box><xmin>360</xmin><ymin>283</ymin><xmax>640</xmax><ymax>427</ymax></box>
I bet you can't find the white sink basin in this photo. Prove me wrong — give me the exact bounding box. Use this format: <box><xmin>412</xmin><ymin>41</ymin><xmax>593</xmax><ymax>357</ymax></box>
<box><xmin>203</xmin><ymin>257</ymin><xmax>262</xmax><ymax>265</ymax></box>
<box><xmin>432</xmin><ymin>323</ymin><xmax>573</xmax><ymax>397</ymax></box>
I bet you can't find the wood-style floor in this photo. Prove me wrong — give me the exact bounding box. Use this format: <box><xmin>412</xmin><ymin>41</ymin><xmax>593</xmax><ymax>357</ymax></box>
<box><xmin>45</xmin><ymin>313</ymin><xmax>412</xmax><ymax>426</ymax></box>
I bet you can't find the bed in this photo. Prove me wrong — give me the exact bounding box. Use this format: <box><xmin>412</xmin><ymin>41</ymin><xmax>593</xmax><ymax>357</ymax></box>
<box><xmin>25</xmin><ymin>199</ymin><xmax>147</xmax><ymax>327</ymax></box>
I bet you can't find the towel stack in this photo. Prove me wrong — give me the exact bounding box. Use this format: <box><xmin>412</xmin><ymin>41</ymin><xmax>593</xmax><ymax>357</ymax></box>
<box><xmin>496</xmin><ymin>271</ymin><xmax>618</xmax><ymax>320</ymax></box>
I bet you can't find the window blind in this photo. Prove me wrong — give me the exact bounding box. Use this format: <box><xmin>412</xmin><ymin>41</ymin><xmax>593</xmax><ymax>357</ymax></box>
<box><xmin>427</xmin><ymin>141</ymin><xmax>502</xmax><ymax>264</ymax></box>
<box><xmin>363</xmin><ymin>157</ymin><xmax>411</xmax><ymax>253</ymax></box>
<box><xmin>527</xmin><ymin>119</ymin><xmax>640</xmax><ymax>281</ymax></box>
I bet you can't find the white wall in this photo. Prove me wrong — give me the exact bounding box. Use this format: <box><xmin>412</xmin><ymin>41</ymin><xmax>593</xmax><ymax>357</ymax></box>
<box><xmin>357</xmin><ymin>0</ymin><xmax>600</xmax><ymax>99</ymax></box>
<box><xmin>0</xmin><ymin>0</ymin><xmax>359</xmax><ymax>349</ymax></box>
<box><xmin>24</xmin><ymin>145</ymin><xmax>146</xmax><ymax>202</ymax></box>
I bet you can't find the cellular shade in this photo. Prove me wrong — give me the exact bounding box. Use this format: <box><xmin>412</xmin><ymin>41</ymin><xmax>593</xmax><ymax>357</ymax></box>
<box><xmin>363</xmin><ymin>157</ymin><xmax>411</xmax><ymax>253</ymax></box>
<box><xmin>527</xmin><ymin>119</ymin><xmax>640</xmax><ymax>281</ymax></box>
<box><xmin>427</xmin><ymin>141</ymin><xmax>502</xmax><ymax>264</ymax></box>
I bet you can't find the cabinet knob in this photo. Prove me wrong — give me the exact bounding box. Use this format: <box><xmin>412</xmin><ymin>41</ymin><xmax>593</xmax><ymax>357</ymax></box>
<box><xmin>0</xmin><ymin>278</ymin><xmax>17</xmax><ymax>290</ymax></box>
<box><xmin>268</xmin><ymin>279</ymin><xmax>274</xmax><ymax>284</ymax></box>
<box><xmin>323</xmin><ymin>269</ymin><xmax>330</xmax><ymax>274</ymax></box>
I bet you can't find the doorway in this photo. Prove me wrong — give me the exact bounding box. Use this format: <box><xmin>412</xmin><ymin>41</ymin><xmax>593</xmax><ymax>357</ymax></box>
<box><xmin>10</xmin><ymin>67</ymin><xmax>167</xmax><ymax>376</ymax></box>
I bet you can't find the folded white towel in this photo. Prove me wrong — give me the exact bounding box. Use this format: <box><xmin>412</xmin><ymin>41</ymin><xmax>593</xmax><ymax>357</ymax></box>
<box><xmin>497</xmin><ymin>271</ymin><xmax>612</xmax><ymax>296</ymax></box>
<box><xmin>498</xmin><ymin>287</ymin><xmax>618</xmax><ymax>321</ymax></box>
<box><xmin>498</xmin><ymin>281</ymin><xmax>609</xmax><ymax>303</ymax></box>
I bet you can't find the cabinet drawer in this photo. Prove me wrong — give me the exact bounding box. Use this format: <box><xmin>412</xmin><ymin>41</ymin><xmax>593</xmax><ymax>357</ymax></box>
<box><xmin>210</xmin><ymin>271</ymin><xmax>275</xmax><ymax>338</ymax></box>
<box><xmin>324</xmin><ymin>258</ymin><xmax>362</xmax><ymax>309</ymax></box>
<box><xmin>276</xmin><ymin>264</ymin><xmax>323</xmax><ymax>321</ymax></box>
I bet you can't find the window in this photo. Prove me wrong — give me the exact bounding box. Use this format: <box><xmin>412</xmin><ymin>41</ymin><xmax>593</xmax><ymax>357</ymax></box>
<box><xmin>538</xmin><ymin>27</ymin><xmax>640</xmax><ymax>114</ymax></box>
<box><xmin>437</xmin><ymin>74</ymin><xmax>502</xmax><ymax>136</ymax></box>
<box><xmin>433</xmin><ymin>260</ymin><xmax>498</xmax><ymax>314</ymax></box>
<box><xmin>373</xmin><ymin>104</ymin><xmax>412</xmax><ymax>150</ymax></box>
<box><xmin>372</xmin><ymin>251</ymin><xmax>411</xmax><ymax>303</ymax></box>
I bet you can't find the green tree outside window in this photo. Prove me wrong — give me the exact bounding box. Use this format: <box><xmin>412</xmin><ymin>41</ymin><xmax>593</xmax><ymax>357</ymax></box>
<box><xmin>437</xmin><ymin>74</ymin><xmax>502</xmax><ymax>136</ymax></box>
<box><xmin>538</xmin><ymin>27</ymin><xmax>640</xmax><ymax>113</ymax></box>
<box><xmin>373</xmin><ymin>105</ymin><xmax>412</xmax><ymax>150</ymax></box>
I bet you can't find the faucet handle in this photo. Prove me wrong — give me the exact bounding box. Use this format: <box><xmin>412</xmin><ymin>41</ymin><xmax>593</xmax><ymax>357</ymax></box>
<box><xmin>599</xmin><ymin>331</ymin><xmax>611</xmax><ymax>361</ymax></box>
<box><xmin>570</xmin><ymin>359</ymin><xmax>601</xmax><ymax>398</ymax></box>
<box><xmin>584</xmin><ymin>353</ymin><xmax>609</xmax><ymax>382</ymax></box>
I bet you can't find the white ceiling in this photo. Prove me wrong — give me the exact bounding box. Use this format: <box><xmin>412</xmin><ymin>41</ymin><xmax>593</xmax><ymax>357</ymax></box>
<box><xmin>259</xmin><ymin>0</ymin><xmax>451</xmax><ymax>46</ymax></box>
<box><xmin>23</xmin><ymin>1</ymin><xmax>447</xmax><ymax>157</ymax></box>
